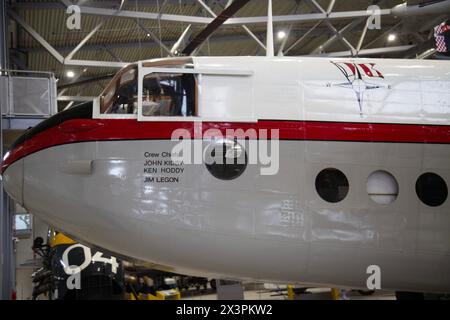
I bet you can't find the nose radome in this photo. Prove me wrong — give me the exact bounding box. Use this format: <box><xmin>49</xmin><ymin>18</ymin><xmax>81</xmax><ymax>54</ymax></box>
<box><xmin>2</xmin><ymin>159</ymin><xmax>24</xmax><ymax>205</ymax></box>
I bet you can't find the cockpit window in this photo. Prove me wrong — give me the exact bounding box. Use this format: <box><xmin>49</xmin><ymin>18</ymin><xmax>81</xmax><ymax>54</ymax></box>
<box><xmin>120</xmin><ymin>68</ymin><xmax>135</xmax><ymax>86</ymax></box>
<box><xmin>102</xmin><ymin>85</ymin><xmax>116</xmax><ymax>112</ymax></box>
<box><xmin>142</xmin><ymin>73</ymin><xmax>196</xmax><ymax>117</ymax></box>
<box><xmin>100</xmin><ymin>66</ymin><xmax>137</xmax><ymax>115</ymax></box>
<box><xmin>98</xmin><ymin>60</ymin><xmax>196</xmax><ymax>117</ymax></box>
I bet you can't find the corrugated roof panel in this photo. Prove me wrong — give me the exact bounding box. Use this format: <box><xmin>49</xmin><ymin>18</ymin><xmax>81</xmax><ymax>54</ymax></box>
<box><xmin>12</xmin><ymin>0</ymin><xmax>420</xmax><ymax>97</ymax></box>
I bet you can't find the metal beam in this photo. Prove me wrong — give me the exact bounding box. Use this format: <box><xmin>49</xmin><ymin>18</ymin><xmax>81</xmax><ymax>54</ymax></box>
<box><xmin>356</xmin><ymin>17</ymin><xmax>371</xmax><ymax>52</ymax></box>
<box><xmin>225</xmin><ymin>10</ymin><xmax>391</xmax><ymax>25</ymax></box>
<box><xmin>0</xmin><ymin>0</ymin><xmax>9</xmax><ymax>301</ymax></box>
<box><xmin>324</xmin><ymin>20</ymin><xmax>356</xmax><ymax>53</ymax></box>
<box><xmin>171</xmin><ymin>25</ymin><xmax>192</xmax><ymax>55</ymax></box>
<box><xmin>361</xmin><ymin>21</ymin><xmax>402</xmax><ymax>50</ymax></box>
<box><xmin>57</xmin><ymin>96</ymin><xmax>96</xmax><ymax>102</ymax></box>
<box><xmin>277</xmin><ymin>1</ymin><xmax>302</xmax><ymax>57</ymax></box>
<box><xmin>63</xmin><ymin>101</ymin><xmax>75</xmax><ymax>110</ymax></box>
<box><xmin>284</xmin><ymin>20</ymin><xmax>322</xmax><ymax>55</ymax></box>
<box><xmin>196</xmin><ymin>0</ymin><xmax>217</xmax><ymax>17</ymax></box>
<box><xmin>68</xmin><ymin>3</ymin><xmax>213</xmax><ymax>24</ymax></box>
<box><xmin>9</xmin><ymin>3</ymin><xmax>126</xmax><ymax>69</ymax></box>
<box><xmin>21</xmin><ymin>29</ymin><xmax>353</xmax><ymax>54</ymax></box>
<box><xmin>0</xmin><ymin>0</ymin><xmax>7</xmax><ymax>72</ymax></box>
<box><xmin>266</xmin><ymin>0</ymin><xmax>274</xmax><ymax>57</ymax></box>
<box><xmin>64</xmin><ymin>0</ymin><xmax>417</xmax><ymax>28</ymax></box>
<box><xmin>403</xmin><ymin>38</ymin><xmax>436</xmax><ymax>59</ymax></box>
<box><xmin>58</xmin><ymin>73</ymin><xmax>116</xmax><ymax>89</ymax></box>
<box><xmin>236</xmin><ymin>26</ymin><xmax>266</xmax><ymax>52</ymax></box>
<box><xmin>13</xmin><ymin>0</ymin><xmax>200</xmax><ymax>10</ymax></box>
<box><xmin>321</xmin><ymin>45</ymin><xmax>415</xmax><ymax>57</ymax></box>
<box><xmin>306</xmin><ymin>0</ymin><xmax>357</xmax><ymax>54</ymax></box>
<box><xmin>0</xmin><ymin>192</ymin><xmax>13</xmax><ymax>300</ymax></box>
<box><xmin>277</xmin><ymin>22</ymin><xmax>294</xmax><ymax>56</ymax></box>
<box><xmin>196</xmin><ymin>0</ymin><xmax>266</xmax><ymax>50</ymax></box>
<box><xmin>22</xmin><ymin>32</ymin><xmax>269</xmax><ymax>57</ymax></box>
<box><xmin>66</xmin><ymin>20</ymin><xmax>106</xmax><ymax>60</ymax></box>
<box><xmin>58</xmin><ymin>3</ymin><xmax>392</xmax><ymax>26</ymax></box>
<box><xmin>182</xmin><ymin>0</ymin><xmax>251</xmax><ymax>55</ymax></box>
<box><xmin>311</xmin><ymin>0</ymin><xmax>388</xmax><ymax>54</ymax></box>
<box><xmin>391</xmin><ymin>1</ymin><xmax>450</xmax><ymax>16</ymax></box>
<box><xmin>327</xmin><ymin>0</ymin><xmax>336</xmax><ymax>14</ymax></box>
<box><xmin>308</xmin><ymin>0</ymin><xmax>326</xmax><ymax>14</ymax></box>
<box><xmin>417</xmin><ymin>48</ymin><xmax>437</xmax><ymax>59</ymax></box>
<box><xmin>103</xmin><ymin>45</ymin><xmax>122</xmax><ymax>62</ymax></box>
<box><xmin>119</xmin><ymin>0</ymin><xmax>127</xmax><ymax>11</ymax></box>
<box><xmin>313</xmin><ymin>17</ymin><xmax>365</xmax><ymax>54</ymax></box>
<box><xmin>136</xmin><ymin>20</ymin><xmax>173</xmax><ymax>57</ymax></box>
<box><xmin>7</xmin><ymin>11</ymin><xmax>64</xmax><ymax>64</ymax></box>
<box><xmin>64</xmin><ymin>59</ymin><xmax>129</xmax><ymax>68</ymax></box>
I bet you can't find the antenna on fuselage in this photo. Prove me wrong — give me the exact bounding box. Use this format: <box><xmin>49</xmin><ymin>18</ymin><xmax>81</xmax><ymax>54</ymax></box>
<box><xmin>266</xmin><ymin>0</ymin><xmax>274</xmax><ymax>57</ymax></box>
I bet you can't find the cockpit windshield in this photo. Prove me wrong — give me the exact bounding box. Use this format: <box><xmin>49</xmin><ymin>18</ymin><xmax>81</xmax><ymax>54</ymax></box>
<box><xmin>103</xmin><ymin>67</ymin><xmax>137</xmax><ymax>114</ymax></box>
<box><xmin>99</xmin><ymin>58</ymin><xmax>196</xmax><ymax>117</ymax></box>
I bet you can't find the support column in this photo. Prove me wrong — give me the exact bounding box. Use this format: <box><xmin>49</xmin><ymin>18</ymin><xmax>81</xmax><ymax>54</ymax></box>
<box><xmin>1</xmin><ymin>194</ymin><xmax>14</xmax><ymax>300</ymax></box>
<box><xmin>0</xmin><ymin>0</ymin><xmax>7</xmax><ymax>72</ymax></box>
<box><xmin>0</xmin><ymin>0</ymin><xmax>14</xmax><ymax>300</ymax></box>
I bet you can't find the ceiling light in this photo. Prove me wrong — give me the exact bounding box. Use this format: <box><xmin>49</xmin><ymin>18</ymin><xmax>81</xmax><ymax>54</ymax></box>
<box><xmin>277</xmin><ymin>31</ymin><xmax>286</xmax><ymax>40</ymax></box>
<box><xmin>387</xmin><ymin>33</ymin><xmax>397</xmax><ymax>42</ymax></box>
<box><xmin>66</xmin><ymin>71</ymin><xmax>75</xmax><ymax>78</ymax></box>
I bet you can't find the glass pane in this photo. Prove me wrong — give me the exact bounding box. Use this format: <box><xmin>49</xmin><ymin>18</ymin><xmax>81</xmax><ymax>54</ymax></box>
<box><xmin>416</xmin><ymin>172</ymin><xmax>448</xmax><ymax>207</ymax></box>
<box><xmin>367</xmin><ymin>170</ymin><xmax>399</xmax><ymax>205</ymax></box>
<box><xmin>14</xmin><ymin>213</ymin><xmax>31</xmax><ymax>230</ymax></box>
<box><xmin>100</xmin><ymin>65</ymin><xmax>137</xmax><ymax>114</ymax></box>
<box><xmin>315</xmin><ymin>168</ymin><xmax>349</xmax><ymax>203</ymax></box>
<box><xmin>142</xmin><ymin>73</ymin><xmax>196</xmax><ymax>117</ymax></box>
<box><xmin>14</xmin><ymin>213</ymin><xmax>32</xmax><ymax>238</ymax></box>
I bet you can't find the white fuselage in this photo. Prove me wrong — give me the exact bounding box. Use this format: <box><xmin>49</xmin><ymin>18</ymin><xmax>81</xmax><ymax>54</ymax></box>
<box><xmin>3</xmin><ymin>57</ymin><xmax>450</xmax><ymax>293</ymax></box>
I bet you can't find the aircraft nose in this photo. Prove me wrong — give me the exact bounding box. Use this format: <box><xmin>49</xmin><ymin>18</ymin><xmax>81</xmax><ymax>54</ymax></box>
<box><xmin>2</xmin><ymin>151</ymin><xmax>24</xmax><ymax>206</ymax></box>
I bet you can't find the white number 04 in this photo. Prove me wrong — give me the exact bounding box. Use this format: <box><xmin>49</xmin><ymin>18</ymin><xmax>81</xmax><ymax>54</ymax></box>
<box><xmin>62</xmin><ymin>244</ymin><xmax>119</xmax><ymax>275</ymax></box>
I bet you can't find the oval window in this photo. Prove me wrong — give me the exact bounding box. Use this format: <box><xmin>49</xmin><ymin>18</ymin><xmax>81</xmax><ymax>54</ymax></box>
<box><xmin>416</xmin><ymin>172</ymin><xmax>448</xmax><ymax>207</ymax></box>
<box><xmin>315</xmin><ymin>168</ymin><xmax>349</xmax><ymax>203</ymax></box>
<box><xmin>367</xmin><ymin>170</ymin><xmax>399</xmax><ymax>205</ymax></box>
<box><xmin>204</xmin><ymin>139</ymin><xmax>247</xmax><ymax>180</ymax></box>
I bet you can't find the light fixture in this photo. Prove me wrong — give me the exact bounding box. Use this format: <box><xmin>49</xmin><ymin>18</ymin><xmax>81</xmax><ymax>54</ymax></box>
<box><xmin>387</xmin><ymin>33</ymin><xmax>397</xmax><ymax>42</ymax></box>
<box><xmin>146</xmin><ymin>33</ymin><xmax>151</xmax><ymax>37</ymax></box>
<box><xmin>277</xmin><ymin>31</ymin><xmax>286</xmax><ymax>40</ymax></box>
<box><xmin>66</xmin><ymin>71</ymin><xmax>75</xmax><ymax>78</ymax></box>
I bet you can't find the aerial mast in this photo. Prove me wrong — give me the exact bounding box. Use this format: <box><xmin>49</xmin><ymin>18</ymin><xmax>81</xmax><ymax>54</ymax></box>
<box><xmin>266</xmin><ymin>0</ymin><xmax>274</xmax><ymax>57</ymax></box>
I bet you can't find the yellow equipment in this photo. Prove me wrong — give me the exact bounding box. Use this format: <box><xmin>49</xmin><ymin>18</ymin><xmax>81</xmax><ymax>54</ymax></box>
<box><xmin>125</xmin><ymin>289</ymin><xmax>181</xmax><ymax>300</ymax></box>
<box><xmin>49</xmin><ymin>231</ymin><xmax>76</xmax><ymax>247</ymax></box>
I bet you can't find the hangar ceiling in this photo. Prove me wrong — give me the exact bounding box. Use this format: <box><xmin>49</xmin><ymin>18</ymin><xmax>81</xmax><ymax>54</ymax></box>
<box><xmin>5</xmin><ymin>0</ymin><xmax>449</xmax><ymax>101</ymax></box>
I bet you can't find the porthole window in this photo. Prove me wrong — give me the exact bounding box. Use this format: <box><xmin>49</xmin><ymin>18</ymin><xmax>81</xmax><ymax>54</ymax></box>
<box><xmin>315</xmin><ymin>168</ymin><xmax>349</xmax><ymax>203</ymax></box>
<box><xmin>415</xmin><ymin>172</ymin><xmax>448</xmax><ymax>207</ymax></box>
<box><xmin>204</xmin><ymin>139</ymin><xmax>247</xmax><ymax>180</ymax></box>
<box><xmin>367</xmin><ymin>170</ymin><xmax>399</xmax><ymax>205</ymax></box>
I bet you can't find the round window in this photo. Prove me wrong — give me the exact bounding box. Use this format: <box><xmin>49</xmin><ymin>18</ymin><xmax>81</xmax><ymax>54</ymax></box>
<box><xmin>204</xmin><ymin>139</ymin><xmax>247</xmax><ymax>180</ymax></box>
<box><xmin>366</xmin><ymin>170</ymin><xmax>399</xmax><ymax>205</ymax></box>
<box><xmin>315</xmin><ymin>168</ymin><xmax>349</xmax><ymax>203</ymax></box>
<box><xmin>415</xmin><ymin>172</ymin><xmax>448</xmax><ymax>207</ymax></box>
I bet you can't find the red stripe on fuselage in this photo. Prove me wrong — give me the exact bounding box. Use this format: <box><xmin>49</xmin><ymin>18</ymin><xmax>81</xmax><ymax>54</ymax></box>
<box><xmin>2</xmin><ymin>119</ymin><xmax>450</xmax><ymax>173</ymax></box>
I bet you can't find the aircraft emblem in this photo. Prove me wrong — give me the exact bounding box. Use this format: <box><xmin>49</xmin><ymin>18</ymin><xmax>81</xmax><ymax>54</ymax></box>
<box><xmin>329</xmin><ymin>61</ymin><xmax>391</xmax><ymax>115</ymax></box>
